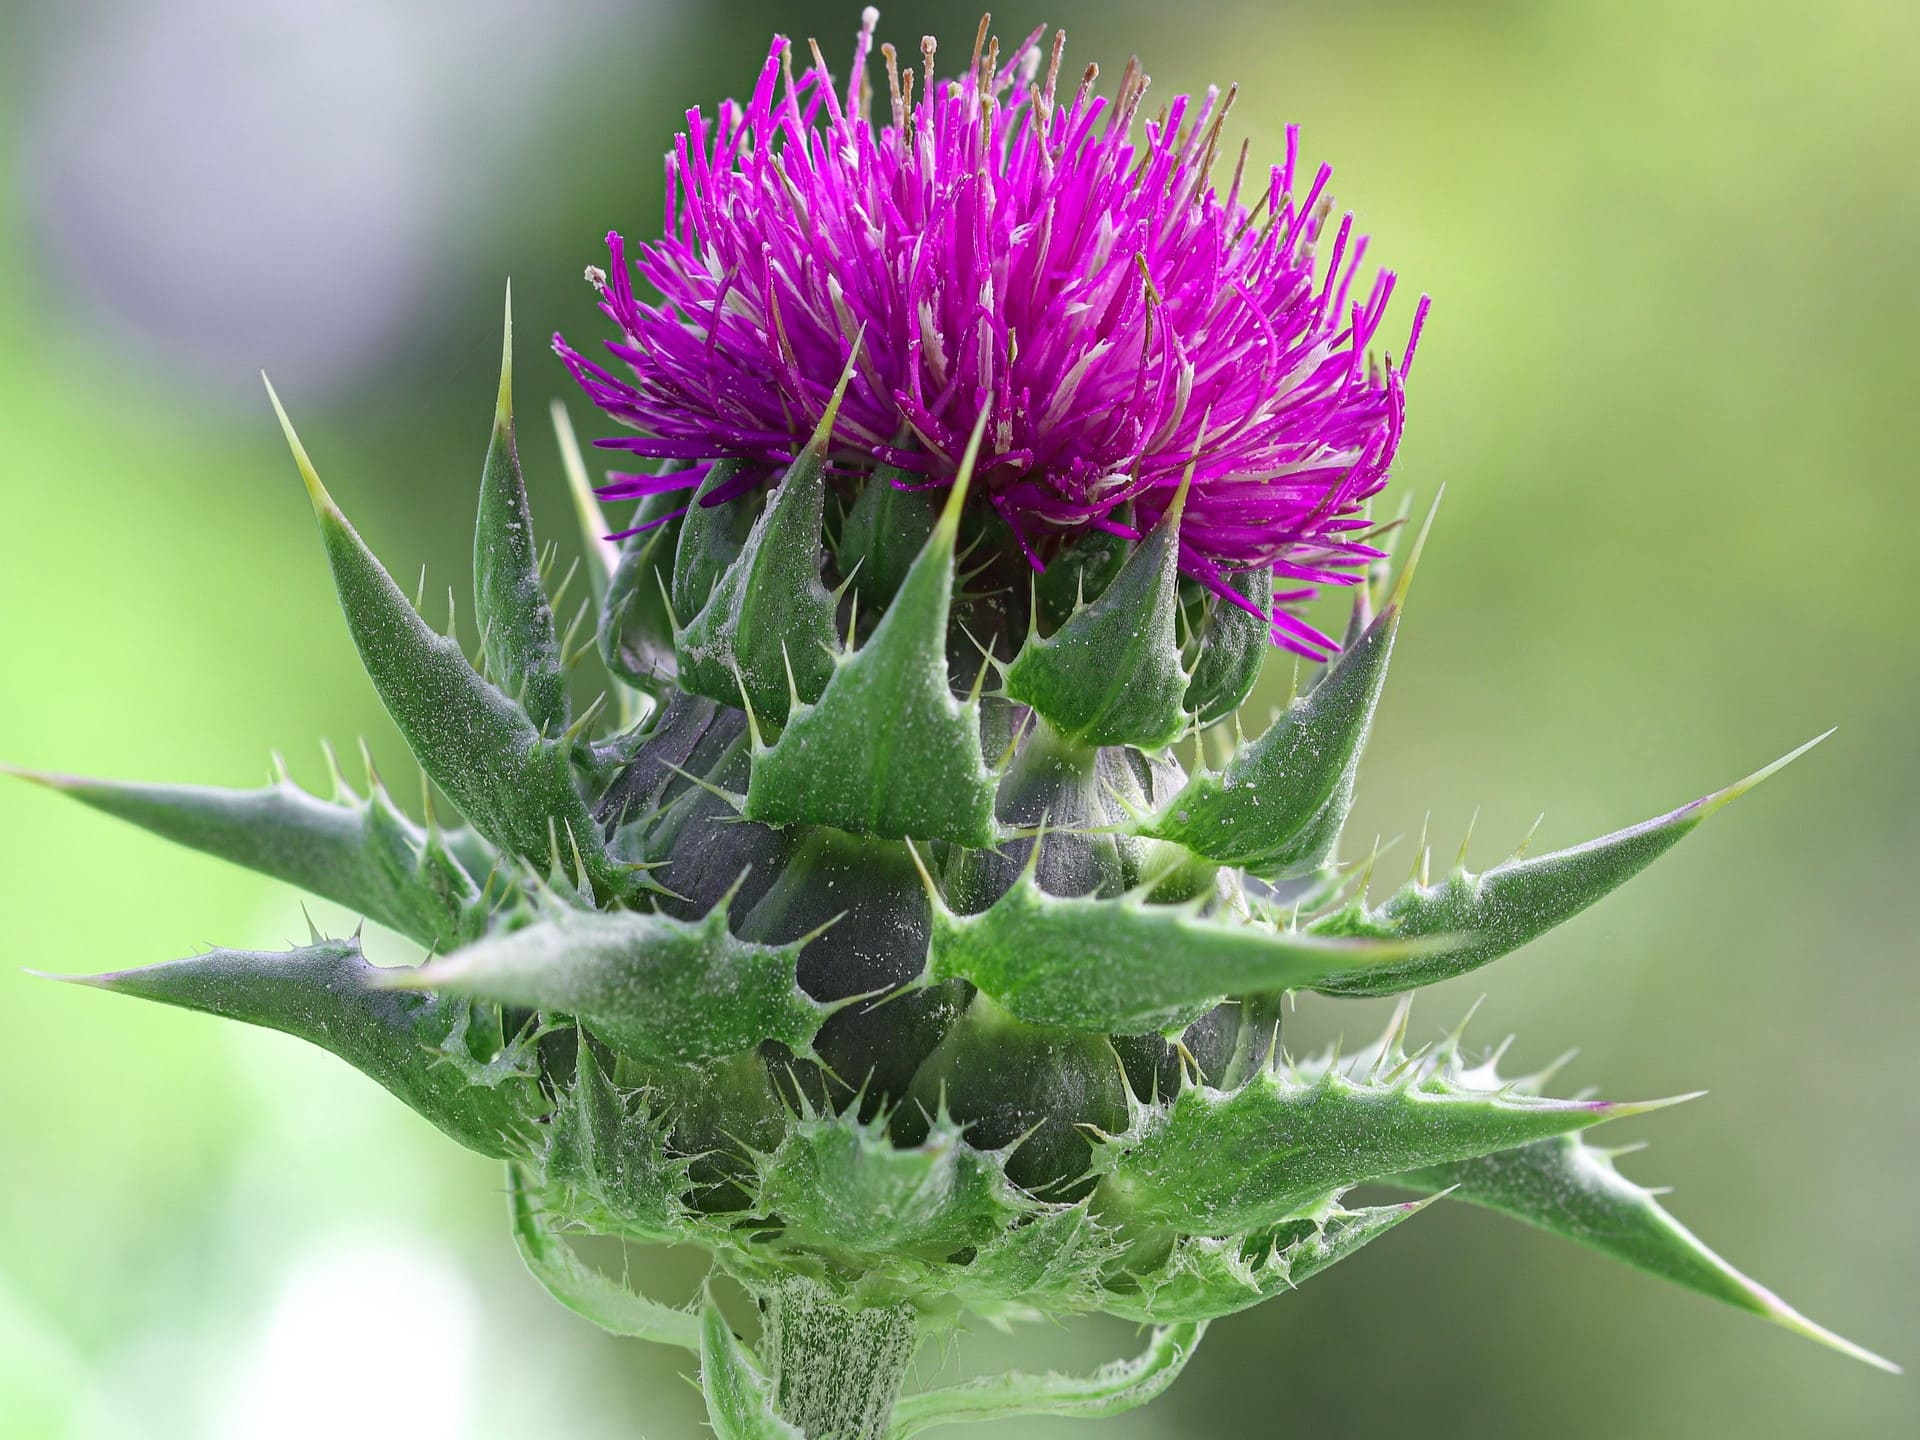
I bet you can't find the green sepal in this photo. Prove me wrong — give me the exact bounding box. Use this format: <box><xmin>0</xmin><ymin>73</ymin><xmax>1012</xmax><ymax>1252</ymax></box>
<box><xmin>651</xmin><ymin>1049</ymin><xmax>795</xmax><ymax>1207</ymax></box>
<box><xmin>678</xmin><ymin>396</ymin><xmax>846</xmax><ymax>727</ymax></box>
<box><xmin>944</xmin><ymin>1200</ymin><xmax>1121</xmax><ymax>1314</ymax></box>
<box><xmin>45</xmin><ymin>939</ymin><xmax>544</xmax><ymax>1158</ymax></box>
<box><xmin>474</xmin><ymin>286</ymin><xmax>568</xmax><ymax>734</ymax></box>
<box><xmin>1308</xmin><ymin>734</ymin><xmax>1832</xmax><ymax>995</ymax></box>
<box><xmin>599</xmin><ymin>484</ymin><xmax>687</xmax><ymax>696</ymax></box>
<box><xmin>755</xmin><ymin>1109</ymin><xmax>1029</xmax><ymax>1265</ymax></box>
<box><xmin>840</xmin><ymin>467</ymin><xmax>936</xmax><ymax>613</ymax></box>
<box><xmin>902</xmin><ymin>991</ymin><xmax>1129</xmax><ymax>1196</ymax></box>
<box><xmin>920</xmin><ymin>857</ymin><xmax>1445</xmax><ymax>1035</ymax></box>
<box><xmin>942</xmin><ymin>718</ymin><xmax>1149</xmax><ymax>912</ymax></box>
<box><xmin>1389</xmin><ymin>1135</ymin><xmax>1897</xmax><ymax>1371</ymax></box>
<box><xmin>889</xmin><ymin>1321</ymin><xmax>1205</xmax><ymax>1436</ymax></box>
<box><xmin>744</xmin><ymin>420</ymin><xmax>997</xmax><ymax>848</ymax></box>
<box><xmin>1137</xmin><ymin>519</ymin><xmax>1420</xmax><ymax>877</ymax></box>
<box><xmin>1181</xmin><ymin>567</ymin><xmax>1273</xmax><ymax>727</ymax></box>
<box><xmin>700</xmin><ymin>1289</ymin><xmax>804</xmax><ymax>1440</ymax></box>
<box><xmin>507</xmin><ymin>1164</ymin><xmax>701</xmax><ymax>1351</ymax></box>
<box><xmin>1100</xmin><ymin>1200</ymin><xmax>1428</xmax><ymax>1324</ymax></box>
<box><xmin>267</xmin><ymin>382</ymin><xmax>616</xmax><ymax>896</ymax></box>
<box><xmin>1004</xmin><ymin>484</ymin><xmax>1190</xmax><ymax>751</ymax></box>
<box><xmin>11</xmin><ymin>766</ymin><xmax>490</xmax><ymax>952</ymax></box>
<box><xmin>1090</xmin><ymin>1051</ymin><xmax>1680</xmax><ymax>1237</ymax></box>
<box><xmin>1032</xmin><ymin>531</ymin><xmax>1128</xmax><ymax>631</ymax></box>
<box><xmin>674</xmin><ymin>461</ymin><xmax>758</xmax><ymax>622</ymax></box>
<box><xmin>540</xmin><ymin>1037</ymin><xmax>688</xmax><ymax>1240</ymax></box>
<box><xmin>380</xmin><ymin>895</ymin><xmax>828</xmax><ymax>1065</ymax></box>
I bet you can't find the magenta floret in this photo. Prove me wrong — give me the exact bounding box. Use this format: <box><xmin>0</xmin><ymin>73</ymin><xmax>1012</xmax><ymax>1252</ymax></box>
<box><xmin>557</xmin><ymin>13</ymin><xmax>1426</xmax><ymax>655</ymax></box>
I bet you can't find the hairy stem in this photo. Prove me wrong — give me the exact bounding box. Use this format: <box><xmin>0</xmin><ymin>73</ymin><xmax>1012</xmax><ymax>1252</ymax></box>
<box><xmin>764</xmin><ymin>1276</ymin><xmax>920</xmax><ymax>1440</ymax></box>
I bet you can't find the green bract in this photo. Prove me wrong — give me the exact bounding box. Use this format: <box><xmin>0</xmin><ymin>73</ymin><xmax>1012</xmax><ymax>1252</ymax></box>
<box><xmin>22</xmin><ymin>297</ymin><xmax>1894</xmax><ymax>1440</ymax></box>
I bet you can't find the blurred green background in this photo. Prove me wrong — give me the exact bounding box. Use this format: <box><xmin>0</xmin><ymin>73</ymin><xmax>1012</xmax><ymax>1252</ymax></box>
<box><xmin>2</xmin><ymin>0</ymin><xmax>1915</xmax><ymax>1435</ymax></box>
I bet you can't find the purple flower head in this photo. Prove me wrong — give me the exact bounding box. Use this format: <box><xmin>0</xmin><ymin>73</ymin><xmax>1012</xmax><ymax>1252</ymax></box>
<box><xmin>557</xmin><ymin>11</ymin><xmax>1427</xmax><ymax>656</ymax></box>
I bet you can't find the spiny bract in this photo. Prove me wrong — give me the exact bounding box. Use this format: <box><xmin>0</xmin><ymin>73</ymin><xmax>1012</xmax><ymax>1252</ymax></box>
<box><xmin>21</xmin><ymin>13</ymin><xmax>1892</xmax><ymax>1439</ymax></box>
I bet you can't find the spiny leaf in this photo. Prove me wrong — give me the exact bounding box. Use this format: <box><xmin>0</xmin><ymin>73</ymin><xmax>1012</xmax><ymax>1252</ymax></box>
<box><xmin>379</xmin><ymin>900</ymin><xmax>827</xmax><ymax>1065</ymax></box>
<box><xmin>41</xmin><ymin>940</ymin><xmax>543</xmax><ymax>1158</ymax></box>
<box><xmin>507</xmin><ymin>1165</ymin><xmax>700</xmax><ymax>1351</ymax></box>
<box><xmin>1388</xmin><ymin>1135</ymin><xmax>1898</xmax><ymax>1372</ymax></box>
<box><xmin>1100</xmin><ymin>1200</ymin><xmax>1430</xmax><ymax>1324</ymax></box>
<box><xmin>1182</xmin><ymin>566</ymin><xmax>1273</xmax><ymax>727</ymax></box>
<box><xmin>755</xmin><ymin>1111</ymin><xmax>1030</xmax><ymax>1265</ymax></box>
<box><xmin>474</xmin><ymin>284</ymin><xmax>568</xmax><ymax>733</ymax></box>
<box><xmin>9</xmin><ymin>768</ymin><xmax>489</xmax><ymax>952</ymax></box>
<box><xmin>1138</xmin><ymin>502</ymin><xmax>1431</xmax><ymax>877</ymax></box>
<box><xmin>944</xmin><ymin>1200</ymin><xmax>1122</xmax><ymax>1314</ymax></box>
<box><xmin>1308</xmin><ymin>733</ymin><xmax>1833</xmax><ymax>995</ymax></box>
<box><xmin>1004</xmin><ymin>479</ymin><xmax>1190</xmax><ymax>751</ymax></box>
<box><xmin>889</xmin><ymin>1321</ymin><xmax>1205</xmax><ymax>1436</ymax></box>
<box><xmin>678</xmin><ymin>383</ymin><xmax>848</xmax><ymax>727</ymax></box>
<box><xmin>1090</xmin><ymin>1059</ymin><xmax>1684</xmax><ymax>1238</ymax></box>
<box><xmin>921</xmin><ymin>862</ymin><xmax>1449</xmax><ymax>1035</ymax></box>
<box><xmin>541</xmin><ymin>1039</ymin><xmax>687</xmax><ymax>1240</ymax></box>
<box><xmin>701</xmin><ymin>1289</ymin><xmax>803</xmax><ymax>1440</ymax></box>
<box><xmin>744</xmin><ymin>414</ymin><xmax>997</xmax><ymax>848</ymax></box>
<box><xmin>267</xmin><ymin>380</ymin><xmax>616</xmax><ymax>896</ymax></box>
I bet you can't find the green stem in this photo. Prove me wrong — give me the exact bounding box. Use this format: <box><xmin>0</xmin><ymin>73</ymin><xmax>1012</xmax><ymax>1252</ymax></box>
<box><xmin>889</xmin><ymin>1322</ymin><xmax>1208</xmax><ymax>1435</ymax></box>
<box><xmin>764</xmin><ymin>1276</ymin><xmax>920</xmax><ymax>1440</ymax></box>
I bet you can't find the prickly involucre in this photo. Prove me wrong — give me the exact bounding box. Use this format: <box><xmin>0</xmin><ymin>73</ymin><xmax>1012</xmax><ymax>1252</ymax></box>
<box><xmin>24</xmin><ymin>12</ymin><xmax>1891</xmax><ymax>1440</ymax></box>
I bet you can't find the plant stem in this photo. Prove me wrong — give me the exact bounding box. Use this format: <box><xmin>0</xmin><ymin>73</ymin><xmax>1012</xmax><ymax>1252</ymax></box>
<box><xmin>764</xmin><ymin>1276</ymin><xmax>920</xmax><ymax>1440</ymax></box>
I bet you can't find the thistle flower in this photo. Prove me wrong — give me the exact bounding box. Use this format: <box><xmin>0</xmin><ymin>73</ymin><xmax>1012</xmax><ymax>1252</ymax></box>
<box><xmin>22</xmin><ymin>11</ymin><xmax>1892</xmax><ymax>1440</ymax></box>
<box><xmin>557</xmin><ymin>10</ymin><xmax>1428</xmax><ymax>655</ymax></box>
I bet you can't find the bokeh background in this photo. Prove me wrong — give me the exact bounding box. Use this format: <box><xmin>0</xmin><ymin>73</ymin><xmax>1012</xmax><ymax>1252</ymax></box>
<box><xmin>2</xmin><ymin>0</ymin><xmax>1915</xmax><ymax>1435</ymax></box>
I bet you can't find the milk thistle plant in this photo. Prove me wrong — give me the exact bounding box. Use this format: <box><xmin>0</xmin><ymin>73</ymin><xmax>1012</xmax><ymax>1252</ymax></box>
<box><xmin>24</xmin><ymin>11</ymin><xmax>1893</xmax><ymax>1436</ymax></box>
